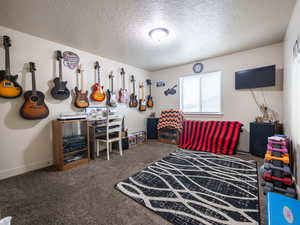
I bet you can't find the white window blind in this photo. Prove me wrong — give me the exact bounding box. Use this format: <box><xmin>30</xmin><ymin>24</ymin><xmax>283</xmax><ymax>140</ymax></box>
<box><xmin>180</xmin><ymin>72</ymin><xmax>222</xmax><ymax>114</ymax></box>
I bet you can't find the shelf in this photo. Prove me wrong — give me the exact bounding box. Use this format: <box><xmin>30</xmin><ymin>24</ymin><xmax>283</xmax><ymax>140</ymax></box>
<box><xmin>62</xmin><ymin>158</ymin><xmax>89</xmax><ymax>170</ymax></box>
<box><xmin>63</xmin><ymin>148</ymin><xmax>87</xmax><ymax>156</ymax></box>
<box><xmin>57</xmin><ymin>119</ymin><xmax>87</xmax><ymax>123</ymax></box>
<box><xmin>52</xmin><ymin>119</ymin><xmax>90</xmax><ymax>171</ymax></box>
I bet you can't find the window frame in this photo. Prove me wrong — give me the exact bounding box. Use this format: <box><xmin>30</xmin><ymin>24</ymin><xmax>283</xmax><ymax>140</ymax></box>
<box><xmin>179</xmin><ymin>71</ymin><xmax>223</xmax><ymax>115</ymax></box>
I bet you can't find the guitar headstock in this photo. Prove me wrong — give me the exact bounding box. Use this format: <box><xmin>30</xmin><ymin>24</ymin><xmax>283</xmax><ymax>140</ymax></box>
<box><xmin>139</xmin><ymin>82</ymin><xmax>144</xmax><ymax>88</ymax></box>
<box><xmin>56</xmin><ymin>50</ymin><xmax>63</xmax><ymax>61</ymax></box>
<box><xmin>95</xmin><ymin>61</ymin><xmax>100</xmax><ymax>70</ymax></box>
<box><xmin>29</xmin><ymin>62</ymin><xmax>36</xmax><ymax>72</ymax></box>
<box><xmin>77</xmin><ymin>64</ymin><xmax>84</xmax><ymax>73</ymax></box>
<box><xmin>3</xmin><ymin>36</ymin><xmax>11</xmax><ymax>48</ymax></box>
<box><xmin>146</xmin><ymin>79</ymin><xmax>152</xmax><ymax>85</ymax></box>
<box><xmin>109</xmin><ymin>71</ymin><xmax>114</xmax><ymax>79</ymax></box>
<box><xmin>120</xmin><ymin>68</ymin><xmax>125</xmax><ymax>76</ymax></box>
<box><xmin>130</xmin><ymin>75</ymin><xmax>136</xmax><ymax>82</ymax></box>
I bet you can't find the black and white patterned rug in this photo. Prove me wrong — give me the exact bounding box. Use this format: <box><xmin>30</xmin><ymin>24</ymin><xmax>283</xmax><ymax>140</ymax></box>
<box><xmin>116</xmin><ymin>149</ymin><xmax>260</xmax><ymax>225</ymax></box>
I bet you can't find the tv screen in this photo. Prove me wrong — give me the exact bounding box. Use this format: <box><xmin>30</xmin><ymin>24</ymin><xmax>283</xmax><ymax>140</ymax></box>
<box><xmin>235</xmin><ymin>65</ymin><xmax>276</xmax><ymax>89</ymax></box>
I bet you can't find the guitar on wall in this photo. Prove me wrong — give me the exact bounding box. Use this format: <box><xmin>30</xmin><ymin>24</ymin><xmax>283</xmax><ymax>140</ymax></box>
<box><xmin>138</xmin><ymin>82</ymin><xmax>146</xmax><ymax>111</ymax></box>
<box><xmin>164</xmin><ymin>85</ymin><xmax>177</xmax><ymax>96</ymax></box>
<box><xmin>91</xmin><ymin>61</ymin><xmax>105</xmax><ymax>102</ymax></box>
<box><xmin>118</xmin><ymin>68</ymin><xmax>129</xmax><ymax>103</ymax></box>
<box><xmin>74</xmin><ymin>64</ymin><xmax>89</xmax><ymax>108</ymax></box>
<box><xmin>129</xmin><ymin>75</ymin><xmax>138</xmax><ymax>108</ymax></box>
<box><xmin>50</xmin><ymin>50</ymin><xmax>70</xmax><ymax>100</ymax></box>
<box><xmin>20</xmin><ymin>62</ymin><xmax>49</xmax><ymax>120</ymax></box>
<box><xmin>146</xmin><ymin>79</ymin><xmax>153</xmax><ymax>108</ymax></box>
<box><xmin>106</xmin><ymin>71</ymin><xmax>117</xmax><ymax>107</ymax></box>
<box><xmin>0</xmin><ymin>35</ymin><xmax>23</xmax><ymax>98</ymax></box>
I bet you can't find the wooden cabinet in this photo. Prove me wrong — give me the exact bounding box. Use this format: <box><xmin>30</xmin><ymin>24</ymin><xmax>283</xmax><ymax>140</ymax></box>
<box><xmin>158</xmin><ymin>127</ymin><xmax>180</xmax><ymax>145</ymax></box>
<box><xmin>52</xmin><ymin>119</ymin><xmax>90</xmax><ymax>171</ymax></box>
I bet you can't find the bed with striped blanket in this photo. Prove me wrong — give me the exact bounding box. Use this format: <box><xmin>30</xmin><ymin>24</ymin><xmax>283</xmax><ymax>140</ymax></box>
<box><xmin>179</xmin><ymin>120</ymin><xmax>243</xmax><ymax>155</ymax></box>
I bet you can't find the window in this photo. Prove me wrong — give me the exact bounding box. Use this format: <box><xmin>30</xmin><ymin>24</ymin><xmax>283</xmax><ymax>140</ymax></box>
<box><xmin>180</xmin><ymin>72</ymin><xmax>222</xmax><ymax>114</ymax></box>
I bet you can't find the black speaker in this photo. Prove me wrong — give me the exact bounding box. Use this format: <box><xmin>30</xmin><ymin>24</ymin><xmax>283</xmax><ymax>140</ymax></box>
<box><xmin>250</xmin><ymin>122</ymin><xmax>277</xmax><ymax>157</ymax></box>
<box><xmin>147</xmin><ymin>118</ymin><xmax>159</xmax><ymax>139</ymax></box>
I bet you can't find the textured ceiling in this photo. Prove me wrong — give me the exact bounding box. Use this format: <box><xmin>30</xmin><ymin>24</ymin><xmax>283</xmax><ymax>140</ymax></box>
<box><xmin>0</xmin><ymin>0</ymin><xmax>296</xmax><ymax>71</ymax></box>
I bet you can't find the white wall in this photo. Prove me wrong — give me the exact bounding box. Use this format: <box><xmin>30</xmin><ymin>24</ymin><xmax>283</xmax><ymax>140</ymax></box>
<box><xmin>151</xmin><ymin>43</ymin><xmax>284</xmax><ymax>152</ymax></box>
<box><xmin>283</xmin><ymin>0</ymin><xmax>300</xmax><ymax>192</ymax></box>
<box><xmin>0</xmin><ymin>26</ymin><xmax>151</xmax><ymax>180</ymax></box>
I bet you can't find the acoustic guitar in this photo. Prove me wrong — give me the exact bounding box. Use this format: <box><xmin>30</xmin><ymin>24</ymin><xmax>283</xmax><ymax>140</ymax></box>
<box><xmin>118</xmin><ymin>68</ymin><xmax>129</xmax><ymax>103</ymax></box>
<box><xmin>91</xmin><ymin>61</ymin><xmax>105</xmax><ymax>102</ymax></box>
<box><xmin>0</xmin><ymin>36</ymin><xmax>23</xmax><ymax>98</ymax></box>
<box><xmin>74</xmin><ymin>64</ymin><xmax>89</xmax><ymax>108</ymax></box>
<box><xmin>50</xmin><ymin>50</ymin><xmax>70</xmax><ymax>100</ymax></box>
<box><xmin>146</xmin><ymin>79</ymin><xmax>153</xmax><ymax>107</ymax></box>
<box><xmin>138</xmin><ymin>82</ymin><xmax>146</xmax><ymax>111</ymax></box>
<box><xmin>20</xmin><ymin>62</ymin><xmax>49</xmax><ymax>120</ymax></box>
<box><xmin>129</xmin><ymin>75</ymin><xmax>138</xmax><ymax>108</ymax></box>
<box><xmin>106</xmin><ymin>71</ymin><xmax>117</xmax><ymax>107</ymax></box>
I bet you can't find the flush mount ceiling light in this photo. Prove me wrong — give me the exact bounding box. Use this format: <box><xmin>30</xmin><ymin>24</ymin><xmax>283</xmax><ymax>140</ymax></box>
<box><xmin>149</xmin><ymin>28</ymin><xmax>169</xmax><ymax>42</ymax></box>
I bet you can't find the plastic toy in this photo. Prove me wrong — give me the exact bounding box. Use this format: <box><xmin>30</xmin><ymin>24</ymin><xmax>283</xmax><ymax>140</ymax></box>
<box><xmin>261</xmin><ymin>135</ymin><xmax>296</xmax><ymax>198</ymax></box>
<box><xmin>267</xmin><ymin>144</ymin><xmax>288</xmax><ymax>153</ymax></box>
<box><xmin>268</xmin><ymin>137</ymin><xmax>288</xmax><ymax>144</ymax></box>
<box><xmin>263</xmin><ymin>182</ymin><xmax>296</xmax><ymax>197</ymax></box>
<box><xmin>267</xmin><ymin>136</ymin><xmax>289</xmax><ymax>153</ymax></box>
<box><xmin>263</xmin><ymin>172</ymin><xmax>293</xmax><ymax>186</ymax></box>
<box><xmin>265</xmin><ymin>151</ymin><xmax>289</xmax><ymax>164</ymax></box>
<box><xmin>264</xmin><ymin>162</ymin><xmax>291</xmax><ymax>174</ymax></box>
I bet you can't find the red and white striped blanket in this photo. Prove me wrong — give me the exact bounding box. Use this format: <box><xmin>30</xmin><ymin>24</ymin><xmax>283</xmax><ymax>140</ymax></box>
<box><xmin>179</xmin><ymin>120</ymin><xmax>243</xmax><ymax>155</ymax></box>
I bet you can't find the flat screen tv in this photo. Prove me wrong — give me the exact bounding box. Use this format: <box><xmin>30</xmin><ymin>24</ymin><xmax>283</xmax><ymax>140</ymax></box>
<box><xmin>235</xmin><ymin>65</ymin><xmax>276</xmax><ymax>89</ymax></box>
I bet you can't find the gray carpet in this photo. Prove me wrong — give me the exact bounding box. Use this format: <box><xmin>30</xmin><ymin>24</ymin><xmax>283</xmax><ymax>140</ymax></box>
<box><xmin>0</xmin><ymin>141</ymin><xmax>264</xmax><ymax>225</ymax></box>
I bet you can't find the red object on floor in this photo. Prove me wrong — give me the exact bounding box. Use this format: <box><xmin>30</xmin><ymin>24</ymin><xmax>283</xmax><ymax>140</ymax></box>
<box><xmin>179</xmin><ymin>120</ymin><xmax>243</xmax><ymax>155</ymax></box>
<box><xmin>263</xmin><ymin>172</ymin><xmax>293</xmax><ymax>186</ymax></box>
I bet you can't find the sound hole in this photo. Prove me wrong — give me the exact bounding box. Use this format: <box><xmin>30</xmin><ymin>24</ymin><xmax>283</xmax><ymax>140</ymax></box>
<box><xmin>30</xmin><ymin>96</ymin><xmax>39</xmax><ymax>102</ymax></box>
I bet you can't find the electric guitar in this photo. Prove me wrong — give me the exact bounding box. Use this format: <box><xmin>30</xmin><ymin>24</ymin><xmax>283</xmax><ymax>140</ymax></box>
<box><xmin>20</xmin><ymin>62</ymin><xmax>49</xmax><ymax>120</ymax></box>
<box><xmin>74</xmin><ymin>64</ymin><xmax>89</xmax><ymax>108</ymax></box>
<box><xmin>129</xmin><ymin>75</ymin><xmax>138</xmax><ymax>108</ymax></box>
<box><xmin>138</xmin><ymin>82</ymin><xmax>146</xmax><ymax>111</ymax></box>
<box><xmin>146</xmin><ymin>79</ymin><xmax>153</xmax><ymax>107</ymax></box>
<box><xmin>118</xmin><ymin>68</ymin><xmax>129</xmax><ymax>103</ymax></box>
<box><xmin>0</xmin><ymin>36</ymin><xmax>23</xmax><ymax>98</ymax></box>
<box><xmin>91</xmin><ymin>61</ymin><xmax>105</xmax><ymax>102</ymax></box>
<box><xmin>164</xmin><ymin>85</ymin><xmax>177</xmax><ymax>96</ymax></box>
<box><xmin>50</xmin><ymin>50</ymin><xmax>70</xmax><ymax>100</ymax></box>
<box><xmin>106</xmin><ymin>71</ymin><xmax>117</xmax><ymax>107</ymax></box>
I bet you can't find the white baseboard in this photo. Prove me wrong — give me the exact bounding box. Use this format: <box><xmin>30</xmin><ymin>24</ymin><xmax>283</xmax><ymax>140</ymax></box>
<box><xmin>296</xmin><ymin>184</ymin><xmax>300</xmax><ymax>199</ymax></box>
<box><xmin>0</xmin><ymin>160</ymin><xmax>53</xmax><ymax>181</ymax></box>
<box><xmin>291</xmin><ymin>175</ymin><xmax>299</xmax><ymax>199</ymax></box>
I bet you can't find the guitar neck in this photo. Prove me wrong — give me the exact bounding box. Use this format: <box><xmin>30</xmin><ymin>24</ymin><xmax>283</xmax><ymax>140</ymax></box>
<box><xmin>31</xmin><ymin>70</ymin><xmax>37</xmax><ymax>94</ymax></box>
<box><xmin>140</xmin><ymin>85</ymin><xmax>144</xmax><ymax>100</ymax></box>
<box><xmin>81</xmin><ymin>71</ymin><xmax>85</xmax><ymax>92</ymax></box>
<box><xmin>58</xmin><ymin>58</ymin><xmax>63</xmax><ymax>81</ymax></box>
<box><xmin>149</xmin><ymin>85</ymin><xmax>151</xmax><ymax>96</ymax></box>
<box><xmin>122</xmin><ymin>71</ymin><xmax>125</xmax><ymax>89</ymax></box>
<box><xmin>97</xmin><ymin>68</ymin><xmax>101</xmax><ymax>84</ymax></box>
<box><xmin>133</xmin><ymin>81</ymin><xmax>136</xmax><ymax>94</ymax></box>
<box><xmin>5</xmin><ymin>46</ymin><xmax>10</xmax><ymax>76</ymax></box>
